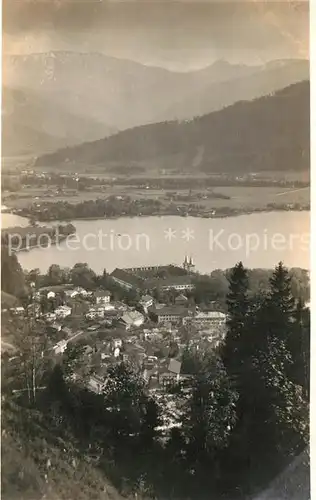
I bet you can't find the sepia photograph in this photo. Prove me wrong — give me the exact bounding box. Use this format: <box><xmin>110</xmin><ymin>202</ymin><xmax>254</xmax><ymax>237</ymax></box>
<box><xmin>1</xmin><ymin>0</ymin><xmax>311</xmax><ymax>499</ymax></box>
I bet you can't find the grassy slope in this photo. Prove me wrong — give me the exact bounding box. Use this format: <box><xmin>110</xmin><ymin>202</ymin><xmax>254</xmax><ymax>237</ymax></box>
<box><xmin>2</xmin><ymin>399</ymin><xmax>309</xmax><ymax>500</ymax></box>
<box><xmin>1</xmin><ymin>400</ymin><xmax>131</xmax><ymax>500</ymax></box>
<box><xmin>252</xmin><ymin>449</ymin><xmax>310</xmax><ymax>500</ymax></box>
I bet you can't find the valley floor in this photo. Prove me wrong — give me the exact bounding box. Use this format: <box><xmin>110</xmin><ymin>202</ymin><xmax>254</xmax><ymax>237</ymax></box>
<box><xmin>3</xmin><ymin>185</ymin><xmax>310</xmax><ymax>217</ymax></box>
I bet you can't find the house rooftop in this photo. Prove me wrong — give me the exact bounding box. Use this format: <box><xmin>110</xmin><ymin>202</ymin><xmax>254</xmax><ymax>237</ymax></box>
<box><xmin>195</xmin><ymin>311</ymin><xmax>226</xmax><ymax>319</ymax></box>
<box><xmin>121</xmin><ymin>310</ymin><xmax>144</xmax><ymax>325</ymax></box>
<box><xmin>38</xmin><ymin>284</ymin><xmax>73</xmax><ymax>294</ymax></box>
<box><xmin>168</xmin><ymin>359</ymin><xmax>182</xmax><ymax>375</ymax></box>
<box><xmin>124</xmin><ymin>343</ymin><xmax>145</xmax><ymax>356</ymax></box>
<box><xmin>151</xmin><ymin>306</ymin><xmax>188</xmax><ymax>317</ymax></box>
<box><xmin>111</xmin><ymin>267</ymin><xmax>194</xmax><ymax>291</ymax></box>
<box><xmin>147</xmin><ymin>275</ymin><xmax>194</xmax><ymax>289</ymax></box>
<box><xmin>141</xmin><ymin>294</ymin><xmax>153</xmax><ymax>302</ymax></box>
<box><xmin>95</xmin><ymin>289</ymin><xmax>111</xmax><ymax>297</ymax></box>
<box><xmin>111</xmin><ymin>268</ymin><xmax>144</xmax><ymax>289</ymax></box>
<box><xmin>175</xmin><ymin>293</ymin><xmax>188</xmax><ymax>301</ymax></box>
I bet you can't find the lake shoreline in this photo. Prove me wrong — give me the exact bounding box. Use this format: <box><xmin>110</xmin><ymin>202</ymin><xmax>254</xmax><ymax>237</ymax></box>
<box><xmin>9</xmin><ymin>206</ymin><xmax>310</xmax><ymax>224</ymax></box>
<box><xmin>1</xmin><ymin>223</ymin><xmax>76</xmax><ymax>254</ymax></box>
<box><xmin>12</xmin><ymin>233</ymin><xmax>77</xmax><ymax>254</ymax></box>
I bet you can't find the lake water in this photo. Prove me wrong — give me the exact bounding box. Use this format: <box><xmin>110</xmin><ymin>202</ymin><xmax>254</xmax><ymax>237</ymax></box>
<box><xmin>8</xmin><ymin>212</ymin><xmax>309</xmax><ymax>273</ymax></box>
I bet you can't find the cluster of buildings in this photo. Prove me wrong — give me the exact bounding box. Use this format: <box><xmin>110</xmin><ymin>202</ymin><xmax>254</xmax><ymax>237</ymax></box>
<box><xmin>2</xmin><ymin>259</ymin><xmax>229</xmax><ymax>434</ymax></box>
<box><xmin>3</xmin><ymin>260</ymin><xmax>227</xmax><ymax>431</ymax></box>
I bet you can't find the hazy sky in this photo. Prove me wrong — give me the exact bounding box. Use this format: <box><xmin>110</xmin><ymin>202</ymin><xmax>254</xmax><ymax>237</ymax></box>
<box><xmin>3</xmin><ymin>1</ymin><xmax>309</xmax><ymax>70</ymax></box>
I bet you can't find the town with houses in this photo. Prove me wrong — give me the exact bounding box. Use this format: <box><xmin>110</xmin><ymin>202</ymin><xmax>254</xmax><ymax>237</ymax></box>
<box><xmin>3</xmin><ymin>257</ymin><xmax>227</xmax><ymax>431</ymax></box>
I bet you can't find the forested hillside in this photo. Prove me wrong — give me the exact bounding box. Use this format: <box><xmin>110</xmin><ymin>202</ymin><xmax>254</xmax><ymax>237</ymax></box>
<box><xmin>1</xmin><ymin>246</ymin><xmax>26</xmax><ymax>297</ymax></box>
<box><xmin>36</xmin><ymin>81</ymin><xmax>310</xmax><ymax>174</ymax></box>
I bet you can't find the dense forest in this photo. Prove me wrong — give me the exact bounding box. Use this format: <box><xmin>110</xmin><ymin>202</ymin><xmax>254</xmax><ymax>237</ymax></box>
<box><xmin>35</xmin><ymin>81</ymin><xmax>309</xmax><ymax>174</ymax></box>
<box><xmin>16</xmin><ymin>197</ymin><xmax>163</xmax><ymax>222</ymax></box>
<box><xmin>1</xmin><ymin>245</ymin><xmax>26</xmax><ymax>297</ymax></box>
<box><xmin>1</xmin><ymin>259</ymin><xmax>310</xmax><ymax>499</ymax></box>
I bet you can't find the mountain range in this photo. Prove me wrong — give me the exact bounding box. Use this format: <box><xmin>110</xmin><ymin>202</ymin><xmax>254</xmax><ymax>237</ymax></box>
<box><xmin>2</xmin><ymin>86</ymin><xmax>116</xmax><ymax>156</ymax></box>
<box><xmin>35</xmin><ymin>80</ymin><xmax>310</xmax><ymax>174</ymax></box>
<box><xmin>2</xmin><ymin>52</ymin><xmax>309</xmax><ymax>157</ymax></box>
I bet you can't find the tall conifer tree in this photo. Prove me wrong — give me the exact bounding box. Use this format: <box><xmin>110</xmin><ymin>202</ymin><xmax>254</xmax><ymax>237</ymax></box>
<box><xmin>289</xmin><ymin>299</ymin><xmax>310</xmax><ymax>397</ymax></box>
<box><xmin>267</xmin><ymin>262</ymin><xmax>295</xmax><ymax>337</ymax></box>
<box><xmin>222</xmin><ymin>261</ymin><xmax>250</xmax><ymax>378</ymax></box>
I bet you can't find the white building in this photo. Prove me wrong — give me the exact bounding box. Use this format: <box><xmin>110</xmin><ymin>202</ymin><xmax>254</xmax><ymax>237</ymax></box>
<box><xmin>139</xmin><ymin>294</ymin><xmax>153</xmax><ymax>312</ymax></box>
<box><xmin>64</xmin><ymin>287</ymin><xmax>91</xmax><ymax>299</ymax></box>
<box><xmin>75</xmin><ymin>287</ymin><xmax>90</xmax><ymax>297</ymax></box>
<box><xmin>183</xmin><ymin>311</ymin><xmax>226</xmax><ymax>327</ymax></box>
<box><xmin>113</xmin><ymin>338</ymin><xmax>123</xmax><ymax>349</ymax></box>
<box><xmin>9</xmin><ymin>306</ymin><xmax>25</xmax><ymax>315</ymax></box>
<box><xmin>95</xmin><ymin>290</ymin><xmax>111</xmax><ymax>305</ymax></box>
<box><xmin>86</xmin><ymin>307</ymin><xmax>104</xmax><ymax>320</ymax></box>
<box><xmin>55</xmin><ymin>305</ymin><xmax>72</xmax><ymax>318</ymax></box>
<box><xmin>159</xmin><ymin>279</ymin><xmax>194</xmax><ymax>292</ymax></box>
<box><xmin>64</xmin><ymin>289</ymin><xmax>79</xmax><ymax>299</ymax></box>
<box><xmin>53</xmin><ymin>339</ymin><xmax>68</xmax><ymax>355</ymax></box>
<box><xmin>86</xmin><ymin>303</ymin><xmax>115</xmax><ymax>320</ymax></box>
<box><xmin>47</xmin><ymin>291</ymin><xmax>56</xmax><ymax>299</ymax></box>
<box><xmin>44</xmin><ymin>312</ymin><xmax>56</xmax><ymax>322</ymax></box>
<box><xmin>101</xmin><ymin>303</ymin><xmax>115</xmax><ymax>311</ymax></box>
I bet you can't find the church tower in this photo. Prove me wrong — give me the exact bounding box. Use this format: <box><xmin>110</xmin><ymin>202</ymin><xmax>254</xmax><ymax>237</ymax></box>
<box><xmin>183</xmin><ymin>255</ymin><xmax>195</xmax><ymax>273</ymax></box>
<box><xmin>183</xmin><ymin>255</ymin><xmax>188</xmax><ymax>270</ymax></box>
<box><xmin>188</xmin><ymin>255</ymin><xmax>195</xmax><ymax>272</ymax></box>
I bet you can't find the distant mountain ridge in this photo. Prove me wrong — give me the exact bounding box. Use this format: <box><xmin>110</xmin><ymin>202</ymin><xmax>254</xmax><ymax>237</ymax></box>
<box><xmin>1</xmin><ymin>86</ymin><xmax>116</xmax><ymax>156</ymax></box>
<box><xmin>2</xmin><ymin>52</ymin><xmax>309</xmax><ymax>156</ymax></box>
<box><xmin>160</xmin><ymin>58</ymin><xmax>309</xmax><ymax>122</ymax></box>
<box><xmin>36</xmin><ymin>80</ymin><xmax>310</xmax><ymax>174</ymax></box>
